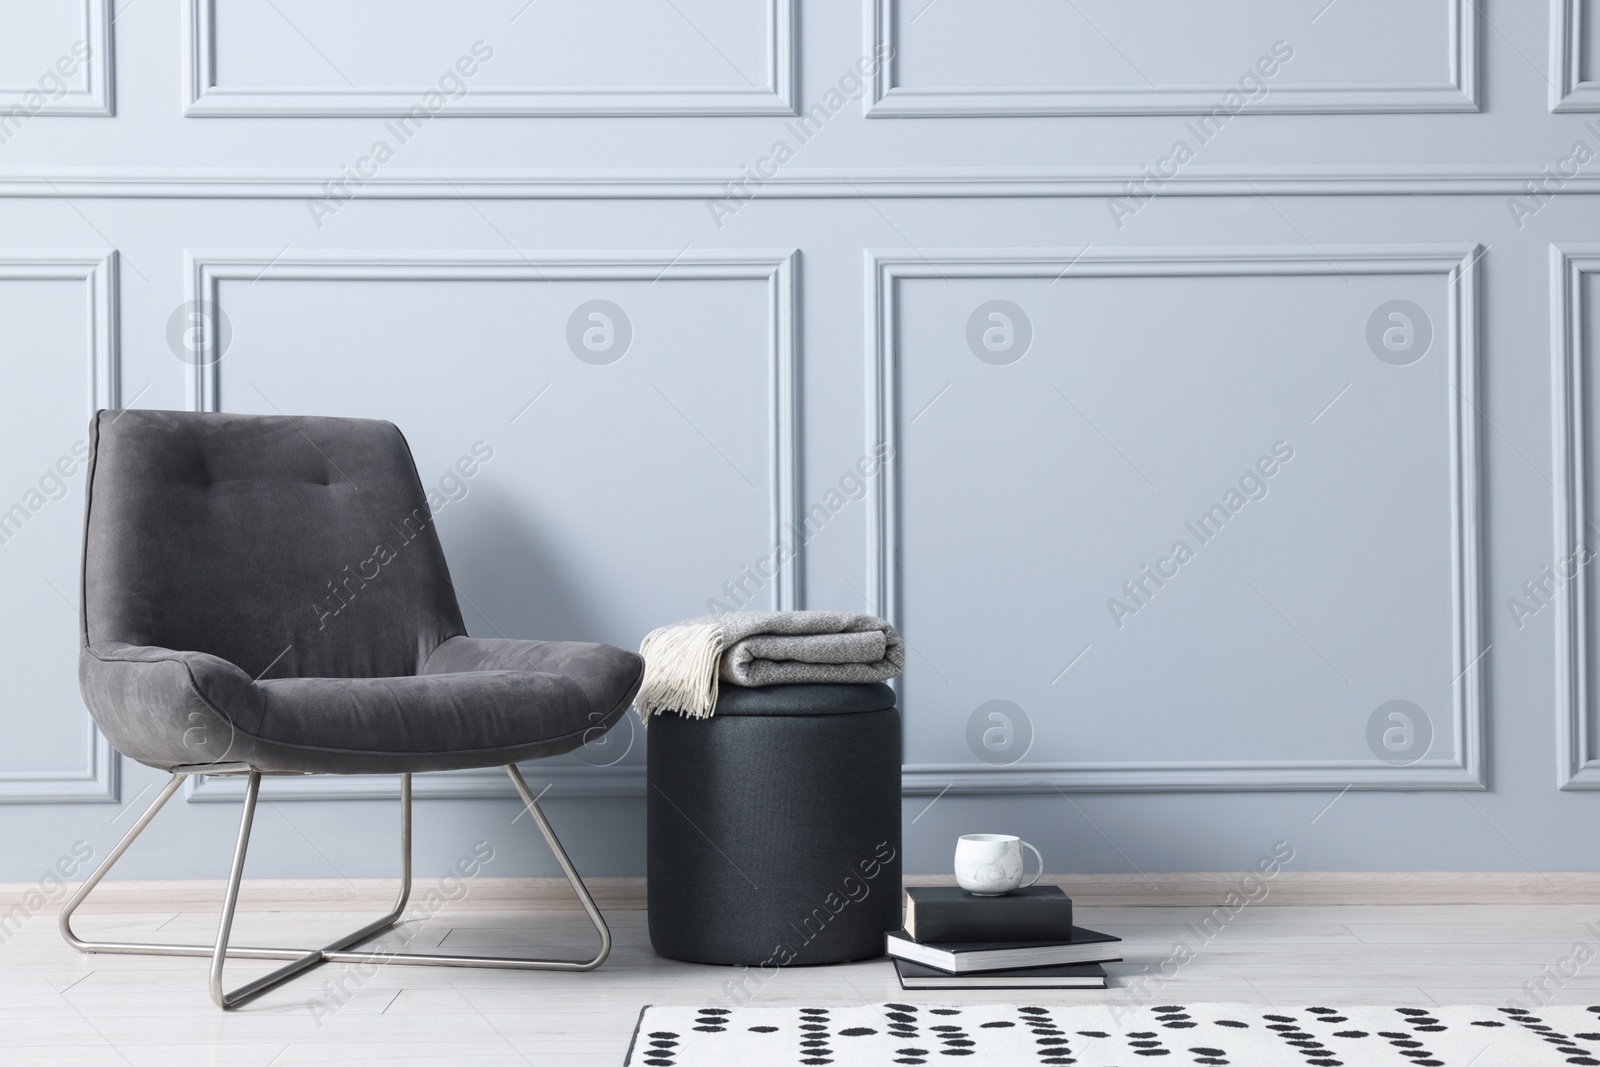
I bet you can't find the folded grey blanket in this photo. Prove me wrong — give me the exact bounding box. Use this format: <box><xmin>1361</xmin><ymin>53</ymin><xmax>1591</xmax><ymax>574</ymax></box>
<box><xmin>634</xmin><ymin>611</ymin><xmax>905</xmax><ymax>722</ymax></box>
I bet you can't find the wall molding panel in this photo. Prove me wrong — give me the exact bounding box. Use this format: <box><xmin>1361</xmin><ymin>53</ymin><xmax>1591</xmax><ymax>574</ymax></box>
<box><xmin>0</xmin><ymin>250</ymin><xmax>119</xmax><ymax>804</ymax></box>
<box><xmin>4</xmin><ymin>0</ymin><xmax>1596</xmax><ymax>882</ymax></box>
<box><xmin>1554</xmin><ymin>246</ymin><xmax>1600</xmax><ymax>788</ymax></box>
<box><xmin>865</xmin><ymin>0</ymin><xmax>1479</xmax><ymax>116</ymax></box>
<box><xmin>1553</xmin><ymin>0</ymin><xmax>1600</xmax><ymax>111</ymax></box>
<box><xmin>0</xmin><ymin>0</ymin><xmax>113</xmax><ymax>117</ymax></box>
<box><xmin>867</xmin><ymin>246</ymin><xmax>1486</xmax><ymax>794</ymax></box>
<box><xmin>181</xmin><ymin>0</ymin><xmax>795</xmax><ymax>117</ymax></box>
<box><xmin>4</xmin><ymin>166</ymin><xmax>1590</xmax><ymax>200</ymax></box>
<box><xmin>180</xmin><ymin>248</ymin><xmax>797</xmax><ymax>802</ymax></box>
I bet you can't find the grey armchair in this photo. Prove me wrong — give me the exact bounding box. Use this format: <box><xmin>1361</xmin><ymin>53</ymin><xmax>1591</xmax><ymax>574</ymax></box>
<box><xmin>60</xmin><ymin>409</ymin><xmax>643</xmax><ymax>1008</ymax></box>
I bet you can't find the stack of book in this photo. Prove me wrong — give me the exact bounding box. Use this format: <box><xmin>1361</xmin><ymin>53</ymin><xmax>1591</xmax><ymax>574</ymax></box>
<box><xmin>886</xmin><ymin>886</ymin><xmax>1121</xmax><ymax>989</ymax></box>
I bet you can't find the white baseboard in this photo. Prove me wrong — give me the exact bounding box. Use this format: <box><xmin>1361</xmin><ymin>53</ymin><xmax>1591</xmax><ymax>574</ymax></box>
<box><xmin>908</xmin><ymin>872</ymin><xmax>1600</xmax><ymax>906</ymax></box>
<box><xmin>8</xmin><ymin>872</ymin><xmax>1600</xmax><ymax>911</ymax></box>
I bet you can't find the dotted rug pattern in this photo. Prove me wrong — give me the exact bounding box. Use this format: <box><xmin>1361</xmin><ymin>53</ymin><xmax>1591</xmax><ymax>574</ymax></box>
<box><xmin>625</xmin><ymin>1003</ymin><xmax>1600</xmax><ymax>1066</ymax></box>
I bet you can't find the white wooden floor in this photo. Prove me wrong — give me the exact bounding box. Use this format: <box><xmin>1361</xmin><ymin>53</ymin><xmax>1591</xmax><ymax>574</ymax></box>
<box><xmin>4</xmin><ymin>881</ymin><xmax>1599</xmax><ymax>1065</ymax></box>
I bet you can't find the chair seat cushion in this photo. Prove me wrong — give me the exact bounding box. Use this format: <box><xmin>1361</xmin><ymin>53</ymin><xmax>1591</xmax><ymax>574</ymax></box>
<box><xmin>258</xmin><ymin>671</ymin><xmax>588</xmax><ymax>755</ymax></box>
<box><xmin>81</xmin><ymin>637</ymin><xmax>643</xmax><ymax>775</ymax></box>
<box><xmin>242</xmin><ymin>640</ymin><xmax>643</xmax><ymax>774</ymax></box>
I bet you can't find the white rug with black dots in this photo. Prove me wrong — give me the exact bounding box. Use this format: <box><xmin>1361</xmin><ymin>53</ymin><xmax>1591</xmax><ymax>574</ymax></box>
<box><xmin>625</xmin><ymin>1003</ymin><xmax>1600</xmax><ymax>1066</ymax></box>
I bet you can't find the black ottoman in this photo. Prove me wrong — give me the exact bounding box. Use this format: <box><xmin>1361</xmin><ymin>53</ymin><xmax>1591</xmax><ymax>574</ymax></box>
<box><xmin>647</xmin><ymin>682</ymin><xmax>901</xmax><ymax>966</ymax></box>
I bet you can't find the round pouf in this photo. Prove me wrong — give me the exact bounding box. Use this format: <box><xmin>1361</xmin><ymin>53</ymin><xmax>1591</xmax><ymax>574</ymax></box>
<box><xmin>647</xmin><ymin>682</ymin><xmax>901</xmax><ymax>966</ymax></box>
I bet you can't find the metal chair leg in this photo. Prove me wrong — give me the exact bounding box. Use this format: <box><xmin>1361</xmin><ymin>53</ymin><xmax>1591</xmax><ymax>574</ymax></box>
<box><xmin>59</xmin><ymin>772</ymin><xmax>191</xmax><ymax>953</ymax></box>
<box><xmin>63</xmin><ymin>772</ymin><xmax>414</xmax><ymax>967</ymax></box>
<box><xmin>208</xmin><ymin>772</ymin><xmax>417</xmax><ymax>1008</ymax></box>
<box><xmin>210</xmin><ymin>772</ymin><xmax>292</xmax><ymax>1007</ymax></box>
<box><xmin>501</xmin><ymin>762</ymin><xmax>612</xmax><ymax>970</ymax></box>
<box><xmin>61</xmin><ymin>764</ymin><xmax>611</xmax><ymax>1010</ymax></box>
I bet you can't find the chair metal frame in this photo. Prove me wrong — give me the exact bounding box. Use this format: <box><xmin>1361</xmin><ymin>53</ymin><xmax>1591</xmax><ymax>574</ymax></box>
<box><xmin>59</xmin><ymin>762</ymin><xmax>611</xmax><ymax>1009</ymax></box>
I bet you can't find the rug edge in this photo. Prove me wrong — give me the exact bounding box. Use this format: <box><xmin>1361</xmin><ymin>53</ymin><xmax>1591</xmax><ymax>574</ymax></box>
<box><xmin>623</xmin><ymin>1003</ymin><xmax>652</xmax><ymax>1066</ymax></box>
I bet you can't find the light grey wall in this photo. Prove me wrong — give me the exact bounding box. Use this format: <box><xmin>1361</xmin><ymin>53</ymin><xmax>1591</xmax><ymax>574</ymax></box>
<box><xmin>2</xmin><ymin>0</ymin><xmax>1600</xmax><ymax>883</ymax></box>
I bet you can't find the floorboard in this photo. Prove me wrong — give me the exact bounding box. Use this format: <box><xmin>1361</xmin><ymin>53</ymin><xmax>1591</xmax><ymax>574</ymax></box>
<box><xmin>3</xmin><ymin>884</ymin><xmax>1596</xmax><ymax>1065</ymax></box>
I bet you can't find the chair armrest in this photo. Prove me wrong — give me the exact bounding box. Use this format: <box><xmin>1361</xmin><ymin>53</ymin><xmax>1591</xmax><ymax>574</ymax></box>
<box><xmin>79</xmin><ymin>642</ymin><xmax>264</xmax><ymax>770</ymax></box>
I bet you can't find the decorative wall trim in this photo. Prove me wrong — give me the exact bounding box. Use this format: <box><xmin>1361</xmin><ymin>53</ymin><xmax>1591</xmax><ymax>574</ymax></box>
<box><xmin>868</xmin><ymin>245</ymin><xmax>1485</xmax><ymax>793</ymax></box>
<box><xmin>180</xmin><ymin>248</ymin><xmax>797</xmax><ymax>801</ymax></box>
<box><xmin>0</xmin><ymin>725</ymin><xmax>117</xmax><ymax>803</ymax></box>
<box><xmin>0</xmin><ymin>251</ymin><xmax>119</xmax><ymax>803</ymax></box>
<box><xmin>0</xmin><ymin>0</ymin><xmax>113</xmax><ymax>117</ymax></box>
<box><xmin>181</xmin><ymin>250</ymin><xmax>799</xmax><ymax>585</ymax></box>
<box><xmin>181</xmin><ymin>0</ymin><xmax>794</xmax><ymax>117</ymax></box>
<box><xmin>3</xmin><ymin>165</ymin><xmax>1591</xmax><ymax>200</ymax></box>
<box><xmin>1554</xmin><ymin>246</ymin><xmax>1600</xmax><ymax>788</ymax></box>
<box><xmin>1553</xmin><ymin>0</ymin><xmax>1600</xmax><ymax>111</ymax></box>
<box><xmin>865</xmin><ymin>0</ymin><xmax>1478</xmax><ymax>116</ymax></box>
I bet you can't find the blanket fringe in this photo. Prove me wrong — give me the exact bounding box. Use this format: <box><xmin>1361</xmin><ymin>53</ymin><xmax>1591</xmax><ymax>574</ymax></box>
<box><xmin>634</xmin><ymin>620</ymin><xmax>725</xmax><ymax>724</ymax></box>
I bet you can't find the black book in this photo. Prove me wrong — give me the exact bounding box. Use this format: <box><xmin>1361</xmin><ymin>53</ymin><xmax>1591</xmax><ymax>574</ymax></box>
<box><xmin>894</xmin><ymin>958</ymin><xmax>1108</xmax><ymax>989</ymax></box>
<box><xmin>903</xmin><ymin>885</ymin><xmax>1073</xmax><ymax>943</ymax></box>
<box><xmin>885</xmin><ymin>926</ymin><xmax>1122</xmax><ymax>974</ymax></box>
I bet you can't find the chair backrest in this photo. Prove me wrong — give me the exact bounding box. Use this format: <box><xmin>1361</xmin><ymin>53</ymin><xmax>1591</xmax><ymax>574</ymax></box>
<box><xmin>82</xmin><ymin>409</ymin><xmax>466</xmax><ymax>679</ymax></box>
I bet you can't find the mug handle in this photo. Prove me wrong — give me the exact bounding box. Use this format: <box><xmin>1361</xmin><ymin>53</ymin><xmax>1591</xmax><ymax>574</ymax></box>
<box><xmin>1019</xmin><ymin>841</ymin><xmax>1044</xmax><ymax>888</ymax></box>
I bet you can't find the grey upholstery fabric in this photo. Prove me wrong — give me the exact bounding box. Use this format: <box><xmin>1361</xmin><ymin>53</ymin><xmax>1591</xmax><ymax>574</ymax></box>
<box><xmin>79</xmin><ymin>409</ymin><xmax>643</xmax><ymax>774</ymax></box>
<box><xmin>422</xmin><ymin>636</ymin><xmax>643</xmax><ymax>728</ymax></box>
<box><xmin>648</xmin><ymin>687</ymin><xmax>902</xmax><ymax>966</ymax></box>
<box><xmin>83</xmin><ymin>408</ymin><xmax>462</xmax><ymax>680</ymax></box>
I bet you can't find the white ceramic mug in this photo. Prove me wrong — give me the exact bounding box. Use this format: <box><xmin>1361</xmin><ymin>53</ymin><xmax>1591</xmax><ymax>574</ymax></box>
<box><xmin>954</xmin><ymin>833</ymin><xmax>1044</xmax><ymax>896</ymax></box>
